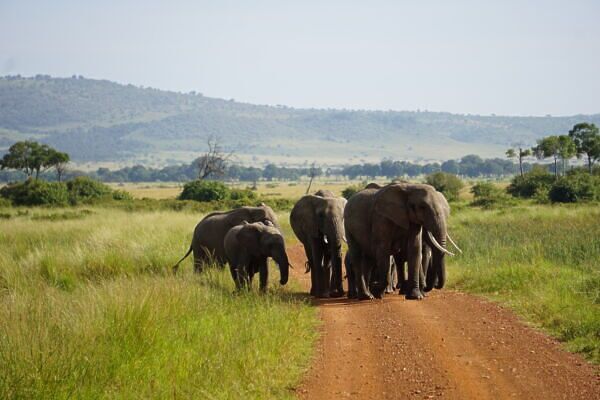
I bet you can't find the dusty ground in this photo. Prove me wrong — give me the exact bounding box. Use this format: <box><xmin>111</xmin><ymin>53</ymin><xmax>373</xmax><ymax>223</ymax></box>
<box><xmin>286</xmin><ymin>245</ymin><xmax>599</xmax><ymax>400</ymax></box>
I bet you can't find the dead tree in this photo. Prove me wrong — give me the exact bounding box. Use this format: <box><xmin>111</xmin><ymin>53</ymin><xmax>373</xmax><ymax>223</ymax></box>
<box><xmin>197</xmin><ymin>137</ymin><xmax>234</xmax><ymax>180</ymax></box>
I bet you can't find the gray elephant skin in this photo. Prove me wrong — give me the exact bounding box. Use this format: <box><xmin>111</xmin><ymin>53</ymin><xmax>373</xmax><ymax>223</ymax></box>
<box><xmin>290</xmin><ymin>193</ymin><xmax>347</xmax><ymax>298</ymax></box>
<box><xmin>344</xmin><ymin>183</ymin><xmax>454</xmax><ymax>300</ymax></box>
<box><xmin>224</xmin><ymin>221</ymin><xmax>290</xmax><ymax>291</ymax></box>
<box><xmin>173</xmin><ymin>204</ymin><xmax>280</xmax><ymax>273</ymax></box>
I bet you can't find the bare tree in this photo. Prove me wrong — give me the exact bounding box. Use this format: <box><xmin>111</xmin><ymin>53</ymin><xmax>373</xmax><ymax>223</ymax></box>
<box><xmin>197</xmin><ymin>136</ymin><xmax>234</xmax><ymax>180</ymax></box>
<box><xmin>305</xmin><ymin>162</ymin><xmax>321</xmax><ymax>194</ymax></box>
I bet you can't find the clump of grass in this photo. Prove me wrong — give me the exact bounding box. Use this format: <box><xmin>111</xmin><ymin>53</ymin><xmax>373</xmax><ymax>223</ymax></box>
<box><xmin>447</xmin><ymin>204</ymin><xmax>600</xmax><ymax>363</ymax></box>
<box><xmin>0</xmin><ymin>208</ymin><xmax>317</xmax><ymax>399</ymax></box>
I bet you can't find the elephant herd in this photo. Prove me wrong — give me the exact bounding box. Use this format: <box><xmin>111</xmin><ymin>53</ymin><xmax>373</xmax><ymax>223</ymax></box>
<box><xmin>173</xmin><ymin>182</ymin><xmax>461</xmax><ymax>301</ymax></box>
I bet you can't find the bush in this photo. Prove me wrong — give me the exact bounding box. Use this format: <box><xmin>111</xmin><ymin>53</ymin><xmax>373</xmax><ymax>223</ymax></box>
<box><xmin>0</xmin><ymin>179</ymin><xmax>69</xmax><ymax>206</ymax></box>
<box><xmin>470</xmin><ymin>182</ymin><xmax>514</xmax><ymax>208</ymax></box>
<box><xmin>342</xmin><ymin>185</ymin><xmax>362</xmax><ymax>200</ymax></box>
<box><xmin>178</xmin><ymin>180</ymin><xmax>230</xmax><ymax>202</ymax></box>
<box><xmin>111</xmin><ymin>189</ymin><xmax>133</xmax><ymax>201</ymax></box>
<box><xmin>425</xmin><ymin>172</ymin><xmax>464</xmax><ymax>201</ymax></box>
<box><xmin>66</xmin><ymin>176</ymin><xmax>112</xmax><ymax>203</ymax></box>
<box><xmin>549</xmin><ymin>171</ymin><xmax>600</xmax><ymax>203</ymax></box>
<box><xmin>229</xmin><ymin>188</ymin><xmax>257</xmax><ymax>201</ymax></box>
<box><xmin>507</xmin><ymin>167</ymin><xmax>555</xmax><ymax>198</ymax></box>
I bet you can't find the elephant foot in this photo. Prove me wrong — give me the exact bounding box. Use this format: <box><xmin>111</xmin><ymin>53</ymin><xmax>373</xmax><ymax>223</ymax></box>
<box><xmin>423</xmin><ymin>285</ymin><xmax>434</xmax><ymax>293</ymax></box>
<box><xmin>315</xmin><ymin>291</ymin><xmax>330</xmax><ymax>299</ymax></box>
<box><xmin>329</xmin><ymin>289</ymin><xmax>345</xmax><ymax>298</ymax></box>
<box><xmin>385</xmin><ymin>286</ymin><xmax>395</xmax><ymax>294</ymax></box>
<box><xmin>357</xmin><ymin>291</ymin><xmax>375</xmax><ymax>301</ymax></box>
<box><xmin>347</xmin><ymin>291</ymin><xmax>357</xmax><ymax>299</ymax></box>
<box><xmin>405</xmin><ymin>287</ymin><xmax>424</xmax><ymax>300</ymax></box>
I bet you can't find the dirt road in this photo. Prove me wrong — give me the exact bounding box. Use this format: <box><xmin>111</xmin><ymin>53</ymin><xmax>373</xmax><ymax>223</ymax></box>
<box><xmin>287</xmin><ymin>245</ymin><xmax>599</xmax><ymax>400</ymax></box>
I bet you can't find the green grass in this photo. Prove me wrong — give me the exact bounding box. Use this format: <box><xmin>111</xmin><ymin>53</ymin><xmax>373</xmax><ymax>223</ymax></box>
<box><xmin>447</xmin><ymin>204</ymin><xmax>600</xmax><ymax>363</ymax></box>
<box><xmin>0</xmin><ymin>208</ymin><xmax>318</xmax><ymax>399</ymax></box>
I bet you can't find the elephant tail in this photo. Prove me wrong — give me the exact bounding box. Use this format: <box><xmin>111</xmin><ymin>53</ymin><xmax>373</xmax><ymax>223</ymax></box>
<box><xmin>172</xmin><ymin>245</ymin><xmax>193</xmax><ymax>274</ymax></box>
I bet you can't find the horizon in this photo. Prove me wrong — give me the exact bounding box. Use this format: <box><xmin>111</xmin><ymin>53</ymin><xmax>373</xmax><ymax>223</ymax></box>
<box><xmin>1</xmin><ymin>1</ymin><xmax>599</xmax><ymax>117</ymax></box>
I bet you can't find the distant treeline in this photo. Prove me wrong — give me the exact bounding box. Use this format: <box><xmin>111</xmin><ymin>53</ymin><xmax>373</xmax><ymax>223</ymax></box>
<box><xmin>0</xmin><ymin>154</ymin><xmax>549</xmax><ymax>183</ymax></box>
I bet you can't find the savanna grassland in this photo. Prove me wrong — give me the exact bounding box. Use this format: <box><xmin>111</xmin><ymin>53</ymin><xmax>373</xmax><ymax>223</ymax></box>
<box><xmin>447</xmin><ymin>204</ymin><xmax>600</xmax><ymax>362</ymax></box>
<box><xmin>0</xmin><ymin>208</ymin><xmax>317</xmax><ymax>399</ymax></box>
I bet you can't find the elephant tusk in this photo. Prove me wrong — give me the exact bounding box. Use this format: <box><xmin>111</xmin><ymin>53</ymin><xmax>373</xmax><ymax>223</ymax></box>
<box><xmin>447</xmin><ymin>233</ymin><xmax>462</xmax><ymax>254</ymax></box>
<box><xmin>342</xmin><ymin>236</ymin><xmax>347</xmax><ymax>243</ymax></box>
<box><xmin>427</xmin><ymin>231</ymin><xmax>455</xmax><ymax>257</ymax></box>
<box><xmin>323</xmin><ymin>235</ymin><xmax>329</xmax><ymax>244</ymax></box>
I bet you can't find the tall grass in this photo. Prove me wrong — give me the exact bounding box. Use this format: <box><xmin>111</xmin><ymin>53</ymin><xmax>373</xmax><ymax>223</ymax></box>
<box><xmin>0</xmin><ymin>208</ymin><xmax>317</xmax><ymax>399</ymax></box>
<box><xmin>447</xmin><ymin>204</ymin><xmax>600</xmax><ymax>362</ymax></box>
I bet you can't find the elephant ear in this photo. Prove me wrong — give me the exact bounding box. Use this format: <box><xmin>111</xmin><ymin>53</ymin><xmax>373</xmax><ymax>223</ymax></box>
<box><xmin>296</xmin><ymin>195</ymin><xmax>327</xmax><ymax>239</ymax></box>
<box><xmin>374</xmin><ymin>184</ymin><xmax>410</xmax><ymax>229</ymax></box>
<box><xmin>237</xmin><ymin>225</ymin><xmax>261</xmax><ymax>255</ymax></box>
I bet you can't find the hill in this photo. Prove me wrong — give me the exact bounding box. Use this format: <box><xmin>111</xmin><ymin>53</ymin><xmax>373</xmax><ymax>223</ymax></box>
<box><xmin>1</xmin><ymin>75</ymin><xmax>598</xmax><ymax>166</ymax></box>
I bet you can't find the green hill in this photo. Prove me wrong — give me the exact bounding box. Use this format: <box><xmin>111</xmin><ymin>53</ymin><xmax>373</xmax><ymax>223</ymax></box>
<box><xmin>1</xmin><ymin>75</ymin><xmax>598</xmax><ymax>165</ymax></box>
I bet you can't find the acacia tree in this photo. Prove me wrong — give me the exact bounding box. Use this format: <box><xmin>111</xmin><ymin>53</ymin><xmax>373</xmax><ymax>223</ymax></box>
<box><xmin>48</xmin><ymin>150</ymin><xmax>70</xmax><ymax>182</ymax></box>
<box><xmin>532</xmin><ymin>135</ymin><xmax>576</xmax><ymax>177</ymax></box>
<box><xmin>0</xmin><ymin>141</ymin><xmax>70</xmax><ymax>180</ymax></box>
<box><xmin>568</xmin><ymin>122</ymin><xmax>600</xmax><ymax>173</ymax></box>
<box><xmin>196</xmin><ymin>137</ymin><xmax>233</xmax><ymax>180</ymax></box>
<box><xmin>506</xmin><ymin>146</ymin><xmax>531</xmax><ymax>177</ymax></box>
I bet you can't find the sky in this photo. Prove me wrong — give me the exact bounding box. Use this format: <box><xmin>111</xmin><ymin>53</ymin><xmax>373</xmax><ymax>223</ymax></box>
<box><xmin>1</xmin><ymin>0</ymin><xmax>599</xmax><ymax>116</ymax></box>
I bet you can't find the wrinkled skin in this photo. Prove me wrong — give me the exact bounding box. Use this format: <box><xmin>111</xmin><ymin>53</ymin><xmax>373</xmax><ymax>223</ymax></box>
<box><xmin>392</xmin><ymin>240</ymin><xmax>432</xmax><ymax>294</ymax></box>
<box><xmin>173</xmin><ymin>204</ymin><xmax>280</xmax><ymax>273</ymax></box>
<box><xmin>344</xmin><ymin>183</ymin><xmax>451</xmax><ymax>300</ymax></box>
<box><xmin>290</xmin><ymin>194</ymin><xmax>347</xmax><ymax>298</ymax></box>
<box><xmin>224</xmin><ymin>221</ymin><xmax>290</xmax><ymax>291</ymax></box>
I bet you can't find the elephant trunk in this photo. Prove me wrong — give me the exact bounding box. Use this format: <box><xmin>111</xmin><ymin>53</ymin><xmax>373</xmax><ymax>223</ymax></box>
<box><xmin>273</xmin><ymin>250</ymin><xmax>289</xmax><ymax>285</ymax></box>
<box><xmin>425</xmin><ymin>223</ymin><xmax>448</xmax><ymax>290</ymax></box>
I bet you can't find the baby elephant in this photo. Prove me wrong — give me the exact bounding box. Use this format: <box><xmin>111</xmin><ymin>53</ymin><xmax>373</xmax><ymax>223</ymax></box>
<box><xmin>224</xmin><ymin>221</ymin><xmax>291</xmax><ymax>291</ymax></box>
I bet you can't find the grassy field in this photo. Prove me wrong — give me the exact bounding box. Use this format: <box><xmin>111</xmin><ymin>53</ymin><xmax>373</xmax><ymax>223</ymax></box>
<box><xmin>0</xmin><ymin>208</ymin><xmax>317</xmax><ymax>399</ymax></box>
<box><xmin>447</xmin><ymin>204</ymin><xmax>600</xmax><ymax>363</ymax></box>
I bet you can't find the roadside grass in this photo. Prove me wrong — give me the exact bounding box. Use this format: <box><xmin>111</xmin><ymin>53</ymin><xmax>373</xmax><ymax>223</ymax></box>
<box><xmin>0</xmin><ymin>208</ymin><xmax>318</xmax><ymax>399</ymax></box>
<box><xmin>447</xmin><ymin>204</ymin><xmax>600</xmax><ymax>363</ymax></box>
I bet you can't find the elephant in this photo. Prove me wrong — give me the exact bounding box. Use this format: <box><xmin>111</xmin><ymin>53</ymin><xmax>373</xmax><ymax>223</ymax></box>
<box><xmin>172</xmin><ymin>204</ymin><xmax>280</xmax><ymax>273</ymax></box>
<box><xmin>290</xmin><ymin>194</ymin><xmax>347</xmax><ymax>298</ymax></box>
<box><xmin>224</xmin><ymin>221</ymin><xmax>290</xmax><ymax>291</ymax></box>
<box><xmin>314</xmin><ymin>189</ymin><xmax>336</xmax><ymax>198</ymax></box>
<box><xmin>344</xmin><ymin>183</ymin><xmax>459</xmax><ymax>300</ymax></box>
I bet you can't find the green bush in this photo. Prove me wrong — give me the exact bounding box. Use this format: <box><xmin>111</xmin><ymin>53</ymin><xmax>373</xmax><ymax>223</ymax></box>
<box><xmin>549</xmin><ymin>171</ymin><xmax>600</xmax><ymax>203</ymax></box>
<box><xmin>0</xmin><ymin>179</ymin><xmax>69</xmax><ymax>206</ymax></box>
<box><xmin>342</xmin><ymin>185</ymin><xmax>361</xmax><ymax>200</ymax></box>
<box><xmin>66</xmin><ymin>176</ymin><xmax>112</xmax><ymax>201</ymax></box>
<box><xmin>470</xmin><ymin>182</ymin><xmax>514</xmax><ymax>209</ymax></box>
<box><xmin>507</xmin><ymin>167</ymin><xmax>554</xmax><ymax>198</ymax></box>
<box><xmin>425</xmin><ymin>172</ymin><xmax>464</xmax><ymax>201</ymax></box>
<box><xmin>228</xmin><ymin>188</ymin><xmax>257</xmax><ymax>201</ymax></box>
<box><xmin>178</xmin><ymin>180</ymin><xmax>230</xmax><ymax>202</ymax></box>
<box><xmin>111</xmin><ymin>189</ymin><xmax>133</xmax><ymax>201</ymax></box>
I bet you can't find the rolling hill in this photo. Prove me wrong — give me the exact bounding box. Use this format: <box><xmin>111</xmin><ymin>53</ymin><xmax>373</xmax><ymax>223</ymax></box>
<box><xmin>1</xmin><ymin>75</ymin><xmax>598</xmax><ymax>166</ymax></box>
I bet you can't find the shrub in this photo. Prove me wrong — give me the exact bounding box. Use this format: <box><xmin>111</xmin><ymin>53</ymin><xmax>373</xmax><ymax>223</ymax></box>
<box><xmin>470</xmin><ymin>182</ymin><xmax>514</xmax><ymax>208</ymax></box>
<box><xmin>425</xmin><ymin>172</ymin><xmax>464</xmax><ymax>201</ymax></box>
<box><xmin>549</xmin><ymin>171</ymin><xmax>600</xmax><ymax>203</ymax></box>
<box><xmin>229</xmin><ymin>188</ymin><xmax>257</xmax><ymax>201</ymax></box>
<box><xmin>179</xmin><ymin>180</ymin><xmax>230</xmax><ymax>202</ymax></box>
<box><xmin>507</xmin><ymin>166</ymin><xmax>554</xmax><ymax>198</ymax></box>
<box><xmin>112</xmin><ymin>189</ymin><xmax>133</xmax><ymax>201</ymax></box>
<box><xmin>0</xmin><ymin>179</ymin><xmax>69</xmax><ymax>206</ymax></box>
<box><xmin>66</xmin><ymin>176</ymin><xmax>112</xmax><ymax>202</ymax></box>
<box><xmin>342</xmin><ymin>185</ymin><xmax>361</xmax><ymax>200</ymax></box>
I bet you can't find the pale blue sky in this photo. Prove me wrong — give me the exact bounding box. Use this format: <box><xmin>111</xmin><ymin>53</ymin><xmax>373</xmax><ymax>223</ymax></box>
<box><xmin>1</xmin><ymin>0</ymin><xmax>599</xmax><ymax>116</ymax></box>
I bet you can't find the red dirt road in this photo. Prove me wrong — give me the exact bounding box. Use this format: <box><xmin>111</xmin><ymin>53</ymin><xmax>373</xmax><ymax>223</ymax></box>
<box><xmin>286</xmin><ymin>245</ymin><xmax>599</xmax><ymax>400</ymax></box>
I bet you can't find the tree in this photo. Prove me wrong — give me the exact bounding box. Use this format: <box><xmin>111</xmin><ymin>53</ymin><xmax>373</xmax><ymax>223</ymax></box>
<box><xmin>0</xmin><ymin>141</ymin><xmax>69</xmax><ymax>180</ymax></box>
<box><xmin>196</xmin><ymin>136</ymin><xmax>233</xmax><ymax>180</ymax></box>
<box><xmin>506</xmin><ymin>146</ymin><xmax>531</xmax><ymax>177</ymax></box>
<box><xmin>46</xmin><ymin>149</ymin><xmax>70</xmax><ymax>182</ymax></box>
<box><xmin>568</xmin><ymin>122</ymin><xmax>600</xmax><ymax>173</ymax></box>
<box><xmin>532</xmin><ymin>135</ymin><xmax>575</xmax><ymax>177</ymax></box>
<box><xmin>425</xmin><ymin>172</ymin><xmax>464</xmax><ymax>201</ymax></box>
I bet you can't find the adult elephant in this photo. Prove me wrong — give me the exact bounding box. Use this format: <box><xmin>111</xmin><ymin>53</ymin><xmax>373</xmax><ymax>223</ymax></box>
<box><xmin>173</xmin><ymin>204</ymin><xmax>280</xmax><ymax>273</ymax></box>
<box><xmin>344</xmin><ymin>183</ymin><xmax>458</xmax><ymax>300</ymax></box>
<box><xmin>224</xmin><ymin>221</ymin><xmax>290</xmax><ymax>291</ymax></box>
<box><xmin>290</xmin><ymin>194</ymin><xmax>347</xmax><ymax>298</ymax></box>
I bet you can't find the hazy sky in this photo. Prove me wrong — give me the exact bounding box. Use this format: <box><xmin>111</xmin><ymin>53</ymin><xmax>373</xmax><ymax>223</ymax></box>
<box><xmin>1</xmin><ymin>0</ymin><xmax>599</xmax><ymax>116</ymax></box>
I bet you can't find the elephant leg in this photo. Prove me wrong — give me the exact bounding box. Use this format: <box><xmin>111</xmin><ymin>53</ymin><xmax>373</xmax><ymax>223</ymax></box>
<box><xmin>310</xmin><ymin>239</ymin><xmax>329</xmax><ymax>298</ymax></box>
<box><xmin>372</xmin><ymin>248</ymin><xmax>391</xmax><ymax>299</ymax></box>
<box><xmin>258</xmin><ymin>257</ymin><xmax>269</xmax><ymax>292</ymax></box>
<box><xmin>302</xmin><ymin>244</ymin><xmax>318</xmax><ymax>296</ymax></box>
<box><xmin>345</xmin><ymin>255</ymin><xmax>355</xmax><ymax>299</ymax></box>
<box><xmin>192</xmin><ymin>247</ymin><xmax>207</xmax><ymax>274</ymax></box>
<box><xmin>357</xmin><ymin>255</ymin><xmax>375</xmax><ymax>300</ymax></box>
<box><xmin>420</xmin><ymin>246</ymin><xmax>431</xmax><ymax>295</ymax></box>
<box><xmin>385</xmin><ymin>255</ymin><xmax>396</xmax><ymax>294</ymax></box>
<box><xmin>406</xmin><ymin>224</ymin><xmax>424</xmax><ymax>300</ymax></box>
<box><xmin>329</xmin><ymin>259</ymin><xmax>344</xmax><ymax>298</ymax></box>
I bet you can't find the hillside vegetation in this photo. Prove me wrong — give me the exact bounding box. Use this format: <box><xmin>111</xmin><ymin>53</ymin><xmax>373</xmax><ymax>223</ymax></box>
<box><xmin>2</xmin><ymin>75</ymin><xmax>599</xmax><ymax>164</ymax></box>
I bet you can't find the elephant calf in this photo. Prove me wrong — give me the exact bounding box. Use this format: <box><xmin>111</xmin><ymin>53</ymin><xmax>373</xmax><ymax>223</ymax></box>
<box><xmin>224</xmin><ymin>221</ymin><xmax>290</xmax><ymax>291</ymax></box>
